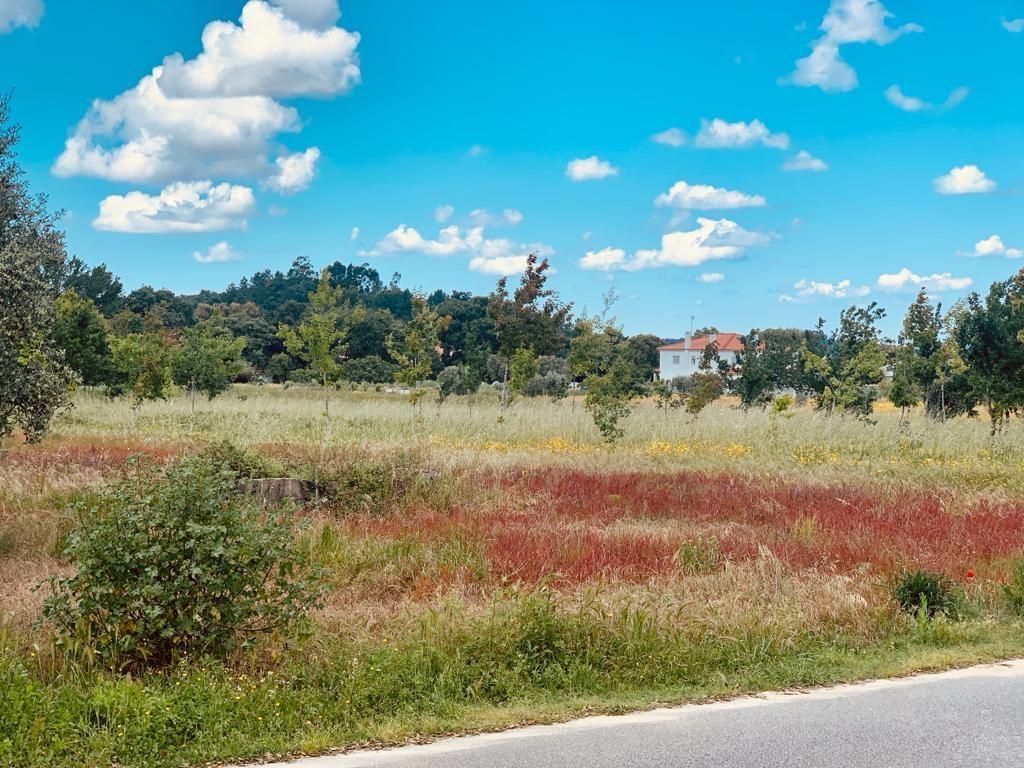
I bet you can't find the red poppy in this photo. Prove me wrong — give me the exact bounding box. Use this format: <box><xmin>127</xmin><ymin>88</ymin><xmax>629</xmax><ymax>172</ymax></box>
<box><xmin>966</xmin><ymin>569</ymin><xmax>975</xmax><ymax>579</ymax></box>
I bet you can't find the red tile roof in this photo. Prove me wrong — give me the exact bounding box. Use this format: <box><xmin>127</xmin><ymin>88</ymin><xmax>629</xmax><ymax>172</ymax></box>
<box><xmin>657</xmin><ymin>332</ymin><xmax>743</xmax><ymax>352</ymax></box>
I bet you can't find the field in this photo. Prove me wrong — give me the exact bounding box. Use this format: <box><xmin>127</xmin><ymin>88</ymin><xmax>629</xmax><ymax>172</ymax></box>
<box><xmin>3</xmin><ymin>385</ymin><xmax>1024</xmax><ymax>767</ymax></box>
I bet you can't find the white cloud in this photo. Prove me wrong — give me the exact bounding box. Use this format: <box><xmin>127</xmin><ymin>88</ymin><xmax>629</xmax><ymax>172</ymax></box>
<box><xmin>884</xmin><ymin>84</ymin><xmax>970</xmax><ymax>112</ymax></box>
<box><xmin>782</xmin><ymin>150</ymin><xmax>828</xmax><ymax>172</ymax></box>
<box><xmin>651</xmin><ymin>127</ymin><xmax>686</xmax><ymax>147</ymax></box>
<box><xmin>565</xmin><ymin>155</ymin><xmax>619</xmax><ymax>181</ymax></box>
<box><xmin>465</xmin><ymin>144</ymin><xmax>487</xmax><ymax>158</ymax></box>
<box><xmin>349</xmin><ymin>226</ymin><xmax>359</xmax><ymax>241</ymax></box>
<box><xmin>876</xmin><ymin>268</ymin><xmax>972</xmax><ymax>292</ymax></box>
<box><xmin>434</xmin><ymin>204</ymin><xmax>455</xmax><ymax>223</ymax></box>
<box><xmin>784</xmin><ymin>0</ymin><xmax>921</xmax><ymax>93</ymax></box>
<box><xmin>694</xmin><ymin>118</ymin><xmax>789</xmax><ymax>149</ymax></box>
<box><xmin>53</xmin><ymin>1</ymin><xmax>359</xmax><ymax>185</ymax></box>
<box><xmin>0</xmin><ymin>0</ymin><xmax>42</xmax><ymax>33</ymax></box>
<box><xmin>959</xmin><ymin>235</ymin><xmax>1022</xmax><ymax>259</ymax></box>
<box><xmin>944</xmin><ymin>86</ymin><xmax>970</xmax><ymax>109</ymax></box>
<box><xmin>270</xmin><ymin>0</ymin><xmax>339</xmax><ymax>29</ymax></box>
<box><xmin>581</xmin><ymin>231</ymin><xmax>592</xmax><ymax>241</ymax></box>
<box><xmin>884</xmin><ymin>85</ymin><xmax>927</xmax><ymax>112</ymax></box>
<box><xmin>934</xmin><ymin>165</ymin><xmax>996</xmax><ymax>195</ymax></box>
<box><xmin>362</xmin><ymin>222</ymin><xmax>553</xmax><ymax>276</ymax></box>
<box><xmin>792</xmin><ymin>278</ymin><xmax>870</xmax><ymax>299</ymax></box>
<box><xmin>467</xmin><ymin>208</ymin><xmax>523</xmax><ymax>226</ymax></box>
<box><xmin>93</xmin><ymin>180</ymin><xmax>255</xmax><ymax>233</ymax></box>
<box><xmin>697</xmin><ymin>272</ymin><xmax>725</xmax><ymax>283</ymax></box>
<box><xmin>193</xmin><ymin>241</ymin><xmax>242</xmax><ymax>263</ymax></box>
<box><xmin>1002</xmin><ymin>17</ymin><xmax>1024</xmax><ymax>33</ymax></box>
<box><xmin>655</xmin><ymin>180</ymin><xmax>766</xmax><ymax>210</ymax></box>
<box><xmin>578</xmin><ymin>247</ymin><xmax>626</xmax><ymax>272</ymax></box>
<box><xmin>578</xmin><ymin>218</ymin><xmax>773</xmax><ymax>272</ymax></box>
<box><xmin>264</xmin><ymin>146</ymin><xmax>319</xmax><ymax>193</ymax></box>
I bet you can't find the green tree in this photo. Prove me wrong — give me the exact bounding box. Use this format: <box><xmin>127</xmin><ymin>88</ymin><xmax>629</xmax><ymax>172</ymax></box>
<box><xmin>508</xmin><ymin>348</ymin><xmax>539</xmax><ymax>392</ymax></box>
<box><xmin>388</xmin><ymin>294</ymin><xmax>450</xmax><ymax>397</ymax></box>
<box><xmin>952</xmin><ymin>269</ymin><xmax>1024</xmax><ymax>433</ymax></box>
<box><xmin>170</xmin><ymin>318</ymin><xmax>246</xmax><ymax>417</ymax></box>
<box><xmin>0</xmin><ymin>96</ymin><xmax>76</xmax><ymax>444</ymax></box>
<box><xmin>53</xmin><ymin>290</ymin><xmax>113</xmax><ymax>387</ymax></box>
<box><xmin>277</xmin><ymin>269</ymin><xmax>347</xmax><ymax>414</ymax></box>
<box><xmin>63</xmin><ymin>257</ymin><xmax>123</xmax><ymax>315</ymax></box>
<box><xmin>109</xmin><ymin>332</ymin><xmax>173</xmax><ymax>428</ymax></box>
<box><xmin>888</xmin><ymin>346</ymin><xmax>920</xmax><ymax>422</ymax></box>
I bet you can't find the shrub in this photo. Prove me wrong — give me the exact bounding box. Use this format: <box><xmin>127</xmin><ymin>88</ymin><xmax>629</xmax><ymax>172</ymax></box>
<box><xmin>42</xmin><ymin>457</ymin><xmax>323</xmax><ymax>670</ymax></box>
<box><xmin>197</xmin><ymin>440</ymin><xmax>275</xmax><ymax>479</ymax></box>
<box><xmin>892</xmin><ymin>569</ymin><xmax>956</xmax><ymax>619</ymax></box>
<box><xmin>675</xmin><ymin>535</ymin><xmax>721</xmax><ymax>575</ymax></box>
<box><xmin>341</xmin><ymin>355</ymin><xmax>397</xmax><ymax>384</ymax></box>
<box><xmin>1003</xmin><ymin>560</ymin><xmax>1024</xmax><ymax>616</ymax></box>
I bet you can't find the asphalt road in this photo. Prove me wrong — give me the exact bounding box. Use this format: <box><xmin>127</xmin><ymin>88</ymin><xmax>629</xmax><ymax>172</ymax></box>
<box><xmin>253</xmin><ymin>660</ymin><xmax>1024</xmax><ymax>768</ymax></box>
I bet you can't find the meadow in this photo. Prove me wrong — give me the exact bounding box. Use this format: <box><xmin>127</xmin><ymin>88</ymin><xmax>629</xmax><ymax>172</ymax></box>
<box><xmin>3</xmin><ymin>384</ymin><xmax>1024</xmax><ymax>767</ymax></box>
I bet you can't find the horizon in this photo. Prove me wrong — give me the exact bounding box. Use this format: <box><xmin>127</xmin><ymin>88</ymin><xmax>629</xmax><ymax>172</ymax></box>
<box><xmin>2</xmin><ymin>0</ymin><xmax>1023</xmax><ymax>337</ymax></box>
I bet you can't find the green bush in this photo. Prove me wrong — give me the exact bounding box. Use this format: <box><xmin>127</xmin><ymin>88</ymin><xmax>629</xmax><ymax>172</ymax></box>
<box><xmin>42</xmin><ymin>457</ymin><xmax>324</xmax><ymax>670</ymax></box>
<box><xmin>1003</xmin><ymin>560</ymin><xmax>1024</xmax><ymax>616</ymax></box>
<box><xmin>892</xmin><ymin>569</ymin><xmax>956</xmax><ymax>618</ymax></box>
<box><xmin>197</xmin><ymin>439</ymin><xmax>276</xmax><ymax>479</ymax></box>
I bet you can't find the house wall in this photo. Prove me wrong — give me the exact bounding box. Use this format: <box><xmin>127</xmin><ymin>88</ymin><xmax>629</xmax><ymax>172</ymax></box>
<box><xmin>658</xmin><ymin>349</ymin><xmax>737</xmax><ymax>380</ymax></box>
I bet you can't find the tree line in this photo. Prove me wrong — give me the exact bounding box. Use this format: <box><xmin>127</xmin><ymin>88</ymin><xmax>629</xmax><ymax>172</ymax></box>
<box><xmin>4</xmin><ymin>95</ymin><xmax>1024</xmax><ymax>444</ymax></box>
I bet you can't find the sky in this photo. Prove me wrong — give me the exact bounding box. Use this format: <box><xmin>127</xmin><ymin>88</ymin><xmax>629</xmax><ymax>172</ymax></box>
<box><xmin>1</xmin><ymin>0</ymin><xmax>1022</xmax><ymax>337</ymax></box>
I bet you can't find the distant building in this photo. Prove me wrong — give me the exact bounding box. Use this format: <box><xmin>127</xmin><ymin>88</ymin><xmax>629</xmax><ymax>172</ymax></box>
<box><xmin>656</xmin><ymin>331</ymin><xmax>743</xmax><ymax>380</ymax></box>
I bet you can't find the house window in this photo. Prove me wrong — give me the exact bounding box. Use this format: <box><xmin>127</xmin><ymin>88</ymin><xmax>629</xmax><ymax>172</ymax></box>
<box><xmin>672</xmin><ymin>355</ymin><xmax>680</xmax><ymax>365</ymax></box>
<box><xmin>691</xmin><ymin>356</ymin><xmax>697</xmax><ymax>365</ymax></box>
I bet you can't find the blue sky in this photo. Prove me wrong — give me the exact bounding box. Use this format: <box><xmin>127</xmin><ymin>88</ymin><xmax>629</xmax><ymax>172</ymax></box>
<box><xmin>1</xmin><ymin>0</ymin><xmax>1022</xmax><ymax>337</ymax></box>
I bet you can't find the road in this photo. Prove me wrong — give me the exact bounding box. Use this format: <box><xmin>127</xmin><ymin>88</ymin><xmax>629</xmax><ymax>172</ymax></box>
<box><xmin>252</xmin><ymin>660</ymin><xmax>1024</xmax><ymax>768</ymax></box>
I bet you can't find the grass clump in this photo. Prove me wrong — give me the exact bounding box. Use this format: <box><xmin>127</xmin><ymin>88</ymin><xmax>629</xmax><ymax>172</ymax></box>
<box><xmin>42</xmin><ymin>456</ymin><xmax>324</xmax><ymax>671</ymax></box>
<box><xmin>1003</xmin><ymin>560</ymin><xmax>1024</xmax><ymax>616</ymax></box>
<box><xmin>893</xmin><ymin>569</ymin><xmax>957</xmax><ymax>619</ymax></box>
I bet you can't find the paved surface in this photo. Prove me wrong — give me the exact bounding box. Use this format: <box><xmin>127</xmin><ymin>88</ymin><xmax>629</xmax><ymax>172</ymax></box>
<box><xmin>251</xmin><ymin>660</ymin><xmax>1024</xmax><ymax>768</ymax></box>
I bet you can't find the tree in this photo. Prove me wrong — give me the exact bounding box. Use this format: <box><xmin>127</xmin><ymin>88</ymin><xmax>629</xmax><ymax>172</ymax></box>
<box><xmin>0</xmin><ymin>96</ymin><xmax>76</xmax><ymax>444</ymax></box>
<box><xmin>487</xmin><ymin>253</ymin><xmax>572</xmax><ymax>404</ymax></box>
<box><xmin>53</xmin><ymin>290</ymin><xmax>114</xmax><ymax>387</ymax></box>
<box><xmin>683</xmin><ymin>371</ymin><xmax>725</xmax><ymax>421</ymax></box>
<box><xmin>801</xmin><ymin>303</ymin><xmax>887</xmax><ymax>418</ymax></box>
<box><xmin>952</xmin><ymin>269</ymin><xmax>1024</xmax><ymax>433</ymax></box>
<box><xmin>63</xmin><ymin>257</ymin><xmax>123</xmax><ymax>315</ymax></box>
<box><xmin>387</xmin><ymin>294</ymin><xmax>450</xmax><ymax>398</ymax></box>
<box><xmin>277</xmin><ymin>269</ymin><xmax>347</xmax><ymax>415</ymax></box>
<box><xmin>170</xmin><ymin>318</ymin><xmax>246</xmax><ymax>417</ymax></box>
<box><xmin>508</xmin><ymin>348</ymin><xmax>539</xmax><ymax>392</ymax></box>
<box><xmin>888</xmin><ymin>346</ymin><xmax>920</xmax><ymax>423</ymax></box>
<box><xmin>109</xmin><ymin>332</ymin><xmax>173</xmax><ymax>428</ymax></box>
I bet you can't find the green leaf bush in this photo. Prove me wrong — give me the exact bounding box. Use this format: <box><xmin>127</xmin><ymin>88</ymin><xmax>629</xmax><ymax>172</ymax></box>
<box><xmin>892</xmin><ymin>569</ymin><xmax>957</xmax><ymax>619</ymax></box>
<box><xmin>42</xmin><ymin>456</ymin><xmax>323</xmax><ymax>670</ymax></box>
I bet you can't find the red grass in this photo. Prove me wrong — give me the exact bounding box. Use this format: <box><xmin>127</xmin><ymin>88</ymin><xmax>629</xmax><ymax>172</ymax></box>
<box><xmin>346</xmin><ymin>468</ymin><xmax>1024</xmax><ymax>585</ymax></box>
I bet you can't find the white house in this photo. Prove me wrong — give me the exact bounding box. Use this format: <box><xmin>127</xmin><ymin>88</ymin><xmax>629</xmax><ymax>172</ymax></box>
<box><xmin>657</xmin><ymin>331</ymin><xmax>742</xmax><ymax>380</ymax></box>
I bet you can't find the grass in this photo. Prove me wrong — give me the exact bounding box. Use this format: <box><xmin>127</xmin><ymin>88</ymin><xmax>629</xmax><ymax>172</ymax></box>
<box><xmin>2</xmin><ymin>385</ymin><xmax>1024</xmax><ymax>767</ymax></box>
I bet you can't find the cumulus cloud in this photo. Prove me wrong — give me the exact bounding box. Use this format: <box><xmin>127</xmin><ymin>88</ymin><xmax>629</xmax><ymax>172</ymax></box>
<box><xmin>578</xmin><ymin>247</ymin><xmax>626</xmax><ymax>272</ymax></box>
<box><xmin>884</xmin><ymin>84</ymin><xmax>970</xmax><ymax>112</ymax></box>
<box><xmin>434</xmin><ymin>204</ymin><xmax>454</xmax><ymax>223</ymax></box>
<box><xmin>193</xmin><ymin>241</ymin><xmax>243</xmax><ymax>263</ymax></box>
<box><xmin>0</xmin><ymin>0</ymin><xmax>42</xmax><ymax>33</ymax></box>
<box><xmin>349</xmin><ymin>226</ymin><xmax>359</xmax><ymax>241</ymax></box>
<box><xmin>876</xmin><ymin>268</ymin><xmax>972</xmax><ymax>292</ymax></box>
<box><xmin>565</xmin><ymin>155</ymin><xmax>619</xmax><ymax>181</ymax></box>
<box><xmin>934</xmin><ymin>165</ymin><xmax>995</xmax><ymax>195</ymax></box>
<box><xmin>467</xmin><ymin>208</ymin><xmax>523</xmax><ymax>227</ymax></box>
<box><xmin>655</xmin><ymin>180</ymin><xmax>766</xmax><ymax>210</ymax></box>
<box><xmin>694</xmin><ymin>118</ymin><xmax>789</xmax><ymax>149</ymax></box>
<box><xmin>362</xmin><ymin>222</ymin><xmax>553</xmax><ymax>276</ymax></box>
<box><xmin>785</xmin><ymin>278</ymin><xmax>870</xmax><ymax>301</ymax></box>
<box><xmin>784</xmin><ymin>0</ymin><xmax>921</xmax><ymax>93</ymax></box>
<box><xmin>1002</xmin><ymin>17</ymin><xmax>1024</xmax><ymax>33</ymax></box>
<box><xmin>651</xmin><ymin>127</ymin><xmax>686</xmax><ymax>147</ymax></box>
<box><xmin>782</xmin><ymin>150</ymin><xmax>828</xmax><ymax>172</ymax></box>
<box><xmin>93</xmin><ymin>180</ymin><xmax>255</xmax><ymax>233</ymax></box>
<box><xmin>577</xmin><ymin>218</ymin><xmax>773</xmax><ymax>272</ymax></box>
<box><xmin>959</xmin><ymin>235</ymin><xmax>1022</xmax><ymax>259</ymax></box>
<box><xmin>53</xmin><ymin>1</ymin><xmax>359</xmax><ymax>186</ymax></box>
<box><xmin>264</xmin><ymin>147</ymin><xmax>319</xmax><ymax>194</ymax></box>
<box><xmin>697</xmin><ymin>272</ymin><xmax>725</xmax><ymax>283</ymax></box>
